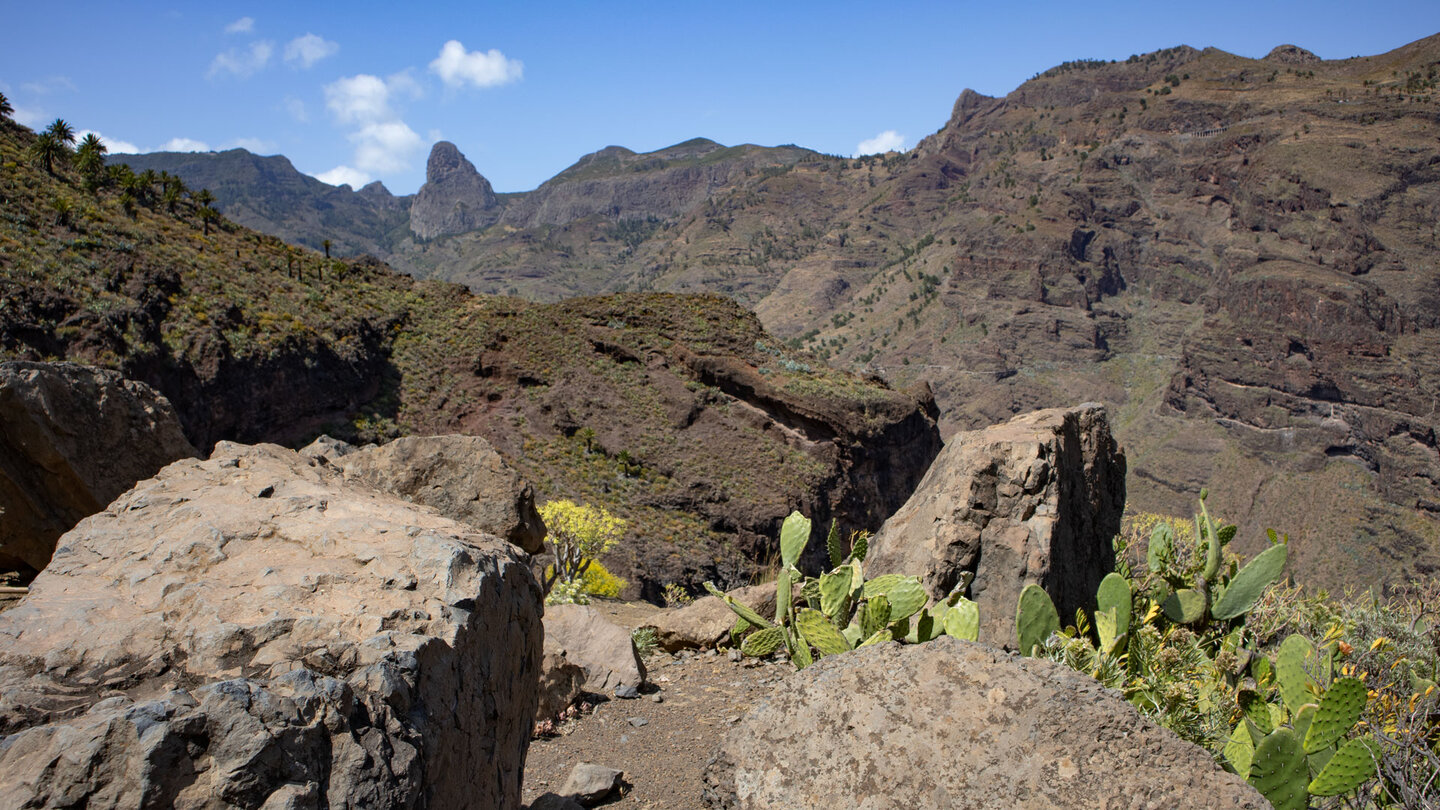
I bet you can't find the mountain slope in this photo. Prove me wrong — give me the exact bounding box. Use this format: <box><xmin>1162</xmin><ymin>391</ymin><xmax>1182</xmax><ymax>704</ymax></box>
<box><xmin>1</xmin><ymin>117</ymin><xmax>939</xmax><ymax>596</ymax></box>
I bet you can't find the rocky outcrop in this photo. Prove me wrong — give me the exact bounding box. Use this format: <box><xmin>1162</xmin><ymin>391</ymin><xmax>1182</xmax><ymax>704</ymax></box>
<box><xmin>646</xmin><ymin>583</ymin><xmax>777</xmax><ymax>652</ymax></box>
<box><xmin>335</xmin><ymin>434</ymin><xmax>546</xmax><ymax>554</ymax></box>
<box><xmin>409</xmin><ymin>141</ymin><xmax>501</xmax><ymax>240</ymax></box>
<box><xmin>0</xmin><ymin>362</ymin><xmax>199</xmax><ymax>572</ymax></box>
<box><xmin>703</xmin><ymin>637</ymin><xmax>1265</xmax><ymax>809</ymax></box>
<box><xmin>867</xmin><ymin>404</ymin><xmax>1125</xmax><ymax>648</ymax></box>
<box><xmin>543</xmin><ymin>604</ymin><xmax>645</xmax><ymax>694</ymax></box>
<box><xmin>536</xmin><ymin>648</ymin><xmax>587</xmax><ymax>723</ymax></box>
<box><xmin>0</xmin><ymin>442</ymin><xmax>542</xmax><ymax>809</ymax></box>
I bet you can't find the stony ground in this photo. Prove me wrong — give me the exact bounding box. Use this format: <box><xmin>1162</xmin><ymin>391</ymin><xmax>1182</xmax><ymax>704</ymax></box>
<box><xmin>523</xmin><ymin>600</ymin><xmax>785</xmax><ymax>809</ymax></box>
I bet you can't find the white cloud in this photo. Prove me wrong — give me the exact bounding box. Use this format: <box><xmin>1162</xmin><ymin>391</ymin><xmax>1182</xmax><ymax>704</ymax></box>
<box><xmin>855</xmin><ymin>130</ymin><xmax>905</xmax><ymax>156</ymax></box>
<box><xmin>225</xmin><ymin>17</ymin><xmax>255</xmax><ymax>34</ymax></box>
<box><xmin>76</xmin><ymin>129</ymin><xmax>140</xmax><ymax>154</ymax></box>
<box><xmin>159</xmin><ymin>137</ymin><xmax>212</xmax><ymax>153</ymax></box>
<box><xmin>429</xmin><ymin>40</ymin><xmax>522</xmax><ymax>88</ymax></box>
<box><xmin>350</xmin><ymin>120</ymin><xmax>423</xmax><ymax>173</ymax></box>
<box><xmin>12</xmin><ymin>106</ymin><xmax>45</xmax><ymax>128</ymax></box>
<box><xmin>313</xmin><ymin>165</ymin><xmax>372</xmax><ymax>189</ymax></box>
<box><xmin>229</xmin><ymin>137</ymin><xmax>274</xmax><ymax>153</ymax></box>
<box><xmin>284</xmin><ymin>34</ymin><xmax>338</xmax><ymax>69</ymax></box>
<box><xmin>208</xmin><ymin>41</ymin><xmax>273</xmax><ymax>79</ymax></box>
<box><xmin>283</xmin><ymin>96</ymin><xmax>308</xmax><ymax>122</ymax></box>
<box><xmin>325</xmin><ymin>74</ymin><xmax>392</xmax><ymax>124</ymax></box>
<box><xmin>21</xmin><ymin>76</ymin><xmax>76</xmax><ymax>95</ymax></box>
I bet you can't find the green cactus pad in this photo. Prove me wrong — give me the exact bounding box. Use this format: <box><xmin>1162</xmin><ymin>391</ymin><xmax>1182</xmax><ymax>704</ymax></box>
<box><xmin>1276</xmin><ymin>634</ymin><xmax>1317</xmax><ymax>713</ymax></box>
<box><xmin>740</xmin><ymin>626</ymin><xmax>786</xmax><ymax>657</ymax></box>
<box><xmin>944</xmin><ymin>598</ymin><xmax>980</xmax><ymax>641</ymax></box>
<box><xmin>779</xmin><ymin>511</ymin><xmax>811</xmax><ymax>569</ymax></box>
<box><xmin>1248</xmin><ymin>728</ymin><xmax>1309</xmax><ymax>810</ymax></box>
<box><xmin>705</xmin><ymin>583</ymin><xmax>776</xmax><ymax>630</ymax></box>
<box><xmin>1162</xmin><ymin>588</ymin><xmax>1206</xmax><ymax>624</ymax></box>
<box><xmin>1016</xmin><ymin>584</ymin><xmax>1059</xmax><ymax>657</ymax></box>
<box><xmin>1239</xmin><ymin>689</ymin><xmax>1274</xmax><ymax>736</ymax></box>
<box><xmin>1304</xmin><ymin>677</ymin><xmax>1367</xmax><ymax>754</ymax></box>
<box><xmin>1096</xmin><ymin>572</ymin><xmax>1131</xmax><ymax>640</ymax></box>
<box><xmin>862</xmin><ymin>575</ymin><xmax>927</xmax><ymax>622</ymax></box>
<box><xmin>861</xmin><ymin>594</ymin><xmax>891</xmax><ymax>638</ymax></box>
<box><xmin>790</xmin><ymin>636</ymin><xmax>813</xmax><ymax>669</ymax></box>
<box><xmin>729</xmin><ymin>616</ymin><xmax>751</xmax><ymax>647</ymax></box>
<box><xmin>775</xmin><ymin>569</ymin><xmax>793</xmax><ymax>628</ymax></box>
<box><xmin>1292</xmin><ymin>703</ymin><xmax>1318</xmax><ymax>745</ymax></box>
<box><xmin>1224</xmin><ymin>724</ymin><xmax>1255</xmax><ymax>778</ymax></box>
<box><xmin>1251</xmin><ymin>654</ymin><xmax>1273</xmax><ymax>686</ymax></box>
<box><xmin>825</xmin><ymin>519</ymin><xmax>843</xmax><ymax>568</ymax></box>
<box><xmin>906</xmin><ymin>609</ymin><xmax>945</xmax><ymax>643</ymax></box>
<box><xmin>1146</xmin><ymin>522</ymin><xmax>1173</xmax><ymax>573</ymax></box>
<box><xmin>851</xmin><ymin>533</ymin><xmax>868</xmax><ymax>562</ymax></box>
<box><xmin>800</xmin><ymin>577</ymin><xmax>821</xmax><ymax>610</ymax></box>
<box><xmin>1095</xmin><ymin>607</ymin><xmax>1119</xmax><ymax>655</ymax></box>
<box><xmin>857</xmin><ymin>626</ymin><xmax>895</xmax><ymax>648</ymax></box>
<box><xmin>1211</xmin><ymin>543</ymin><xmax>1287</xmax><ymax>620</ymax></box>
<box><xmin>795</xmin><ymin>609</ymin><xmax>851</xmax><ymax>657</ymax></box>
<box><xmin>818</xmin><ymin>570</ymin><xmax>852</xmax><ymax>620</ymax></box>
<box><xmin>1308</xmin><ymin>738</ymin><xmax>1378</xmax><ymax>796</ymax></box>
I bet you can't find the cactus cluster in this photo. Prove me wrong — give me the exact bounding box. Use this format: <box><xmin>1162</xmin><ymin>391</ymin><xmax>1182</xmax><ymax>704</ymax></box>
<box><xmin>707</xmin><ymin>511</ymin><xmax>979</xmax><ymax>669</ymax></box>
<box><xmin>1225</xmin><ymin>631</ymin><xmax>1378</xmax><ymax>807</ymax></box>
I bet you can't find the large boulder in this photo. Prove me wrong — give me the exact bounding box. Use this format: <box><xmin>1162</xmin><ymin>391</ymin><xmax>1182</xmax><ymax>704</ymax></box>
<box><xmin>703</xmin><ymin>637</ymin><xmax>1265</xmax><ymax>809</ymax></box>
<box><xmin>335</xmin><ymin>434</ymin><xmax>546</xmax><ymax>554</ymax></box>
<box><xmin>645</xmin><ymin>583</ymin><xmax>777</xmax><ymax>652</ymax></box>
<box><xmin>866</xmin><ymin>403</ymin><xmax>1125</xmax><ymax>647</ymax></box>
<box><xmin>543</xmin><ymin>604</ymin><xmax>645</xmax><ymax>694</ymax></box>
<box><xmin>0</xmin><ymin>361</ymin><xmax>200</xmax><ymax>572</ymax></box>
<box><xmin>0</xmin><ymin>442</ymin><xmax>542</xmax><ymax>809</ymax></box>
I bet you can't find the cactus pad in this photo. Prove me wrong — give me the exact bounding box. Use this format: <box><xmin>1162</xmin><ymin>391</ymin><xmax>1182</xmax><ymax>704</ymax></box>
<box><xmin>1248</xmin><ymin>728</ymin><xmax>1309</xmax><ymax>810</ymax></box>
<box><xmin>825</xmin><ymin>519</ymin><xmax>843</xmax><ymax>568</ymax></box>
<box><xmin>1096</xmin><ymin>572</ymin><xmax>1131</xmax><ymax>640</ymax></box>
<box><xmin>861</xmin><ymin>594</ymin><xmax>891</xmax><ymax>638</ymax></box>
<box><xmin>862</xmin><ymin>575</ymin><xmax>926</xmax><ymax>622</ymax></box>
<box><xmin>1224</xmin><ymin>723</ymin><xmax>1255</xmax><ymax>778</ymax></box>
<box><xmin>818</xmin><ymin>570</ymin><xmax>852</xmax><ymax>620</ymax></box>
<box><xmin>795</xmin><ymin>609</ymin><xmax>851</xmax><ymax>657</ymax></box>
<box><xmin>850</xmin><ymin>533</ymin><xmax>868</xmax><ymax>562</ymax></box>
<box><xmin>1276</xmin><ymin>634</ymin><xmax>1317</xmax><ymax>713</ymax></box>
<box><xmin>740</xmin><ymin>626</ymin><xmax>786</xmax><ymax>657</ymax></box>
<box><xmin>779</xmin><ymin>511</ymin><xmax>811</xmax><ymax>569</ymax></box>
<box><xmin>706</xmin><ymin>582</ymin><xmax>776</xmax><ymax>629</ymax></box>
<box><xmin>1304</xmin><ymin>677</ymin><xmax>1366</xmax><ymax>754</ymax></box>
<box><xmin>1212</xmin><ymin>543</ymin><xmax>1287</xmax><ymax>620</ymax></box>
<box><xmin>944</xmin><ymin>598</ymin><xmax>980</xmax><ymax>641</ymax></box>
<box><xmin>1162</xmin><ymin>588</ymin><xmax>1206</xmax><ymax>624</ymax></box>
<box><xmin>1016</xmin><ymin>584</ymin><xmax>1059</xmax><ymax>657</ymax></box>
<box><xmin>1308</xmin><ymin>738</ymin><xmax>1378</xmax><ymax>797</ymax></box>
<box><xmin>1238</xmin><ymin>689</ymin><xmax>1274</xmax><ymax>736</ymax></box>
<box><xmin>1146</xmin><ymin>522</ymin><xmax>1173</xmax><ymax>573</ymax></box>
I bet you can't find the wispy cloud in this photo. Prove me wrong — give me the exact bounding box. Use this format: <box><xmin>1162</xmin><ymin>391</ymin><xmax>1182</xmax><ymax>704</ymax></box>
<box><xmin>225</xmin><ymin>17</ymin><xmax>255</xmax><ymax>34</ymax></box>
<box><xmin>76</xmin><ymin>129</ymin><xmax>139</xmax><ymax>154</ymax></box>
<box><xmin>283</xmin><ymin>96</ymin><xmax>308</xmax><ymax>122</ymax></box>
<box><xmin>323</xmin><ymin>72</ymin><xmax>426</xmax><ymax>178</ymax></box>
<box><xmin>229</xmin><ymin>137</ymin><xmax>274</xmax><ymax>153</ymax></box>
<box><xmin>429</xmin><ymin>40</ymin><xmax>522</xmax><ymax>89</ymax></box>
<box><xmin>209</xmin><ymin>41</ymin><xmax>273</xmax><ymax>79</ymax></box>
<box><xmin>284</xmin><ymin>34</ymin><xmax>339</xmax><ymax>69</ymax></box>
<box><xmin>21</xmin><ymin>76</ymin><xmax>76</xmax><ymax>96</ymax></box>
<box><xmin>12</xmin><ymin>106</ymin><xmax>45</xmax><ymax>128</ymax></box>
<box><xmin>313</xmin><ymin>165</ymin><xmax>371</xmax><ymax>189</ymax></box>
<box><xmin>159</xmin><ymin>137</ymin><xmax>212</xmax><ymax>153</ymax></box>
<box><xmin>855</xmin><ymin>130</ymin><xmax>905</xmax><ymax>156</ymax></box>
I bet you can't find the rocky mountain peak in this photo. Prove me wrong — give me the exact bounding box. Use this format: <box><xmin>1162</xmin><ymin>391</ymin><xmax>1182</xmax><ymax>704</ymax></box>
<box><xmin>410</xmin><ymin>141</ymin><xmax>500</xmax><ymax>240</ymax></box>
<box><xmin>1265</xmin><ymin>43</ymin><xmax>1321</xmax><ymax>64</ymax></box>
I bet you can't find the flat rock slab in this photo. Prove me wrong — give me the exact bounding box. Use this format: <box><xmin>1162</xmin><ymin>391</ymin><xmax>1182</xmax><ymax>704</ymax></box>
<box><xmin>646</xmin><ymin>583</ymin><xmax>776</xmax><ymax>652</ymax></box>
<box><xmin>0</xmin><ymin>441</ymin><xmax>542</xmax><ymax>810</ymax></box>
<box><xmin>544</xmin><ymin>603</ymin><xmax>645</xmax><ymax>693</ymax></box>
<box><xmin>703</xmin><ymin>637</ymin><xmax>1265</xmax><ymax>809</ymax></box>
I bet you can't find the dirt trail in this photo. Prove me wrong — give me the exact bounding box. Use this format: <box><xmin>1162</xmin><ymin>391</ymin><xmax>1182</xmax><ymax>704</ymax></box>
<box><xmin>523</xmin><ymin>600</ymin><xmax>785</xmax><ymax>809</ymax></box>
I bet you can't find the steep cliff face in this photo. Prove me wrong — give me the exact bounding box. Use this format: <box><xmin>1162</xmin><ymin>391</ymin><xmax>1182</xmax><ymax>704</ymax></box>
<box><xmin>409</xmin><ymin>141</ymin><xmax>503</xmax><ymax>240</ymax></box>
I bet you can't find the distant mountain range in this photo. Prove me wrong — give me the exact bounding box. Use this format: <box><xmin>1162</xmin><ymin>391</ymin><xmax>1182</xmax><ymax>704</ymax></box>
<box><xmin>115</xmin><ymin>33</ymin><xmax>1440</xmax><ymax>590</ymax></box>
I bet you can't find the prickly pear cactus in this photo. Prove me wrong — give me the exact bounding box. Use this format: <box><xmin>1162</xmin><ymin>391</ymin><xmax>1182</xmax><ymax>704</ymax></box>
<box><xmin>1211</xmin><ymin>543</ymin><xmax>1287</xmax><ymax>620</ymax></box>
<box><xmin>741</xmin><ymin>626</ymin><xmax>786</xmax><ymax>657</ymax></box>
<box><xmin>1249</xmin><ymin>728</ymin><xmax>1309</xmax><ymax>810</ymax></box>
<box><xmin>1016</xmin><ymin>584</ymin><xmax>1059</xmax><ymax>657</ymax></box>
<box><xmin>944</xmin><ymin>598</ymin><xmax>979</xmax><ymax>641</ymax></box>
<box><xmin>1276</xmin><ymin>633</ymin><xmax>1317</xmax><ymax>713</ymax></box>
<box><xmin>1308</xmin><ymin>737</ymin><xmax>1379</xmax><ymax>797</ymax></box>
<box><xmin>1162</xmin><ymin>587</ymin><xmax>1206</xmax><ymax>624</ymax></box>
<box><xmin>1304</xmin><ymin>677</ymin><xmax>1366</xmax><ymax>754</ymax></box>
<box><xmin>779</xmin><ymin>510</ymin><xmax>810</xmax><ymax>569</ymax></box>
<box><xmin>862</xmin><ymin>575</ymin><xmax>926</xmax><ymax>622</ymax></box>
<box><xmin>795</xmin><ymin>608</ymin><xmax>850</xmax><ymax>657</ymax></box>
<box><xmin>1096</xmin><ymin>572</ymin><xmax>1131</xmax><ymax>641</ymax></box>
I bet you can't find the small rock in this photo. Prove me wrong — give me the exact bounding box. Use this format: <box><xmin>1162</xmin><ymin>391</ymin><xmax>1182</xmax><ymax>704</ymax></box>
<box><xmin>558</xmin><ymin>762</ymin><xmax>625</xmax><ymax>806</ymax></box>
<box><xmin>706</xmin><ymin>648</ymin><xmax>718</xmax><ymax>657</ymax></box>
<box><xmin>257</xmin><ymin>485</ymin><xmax>275</xmax><ymax>498</ymax></box>
<box><xmin>726</xmin><ymin>715</ymin><xmax>741</xmax><ymax>724</ymax></box>
<box><xmin>650</xmin><ymin>694</ymin><xmax>663</xmax><ymax>704</ymax></box>
<box><xmin>614</xmin><ymin>684</ymin><xmax>639</xmax><ymax>699</ymax></box>
<box><xmin>627</xmin><ymin>716</ymin><xmax>648</xmax><ymax>727</ymax></box>
<box><xmin>727</xmin><ymin>648</ymin><xmax>741</xmax><ymax>662</ymax></box>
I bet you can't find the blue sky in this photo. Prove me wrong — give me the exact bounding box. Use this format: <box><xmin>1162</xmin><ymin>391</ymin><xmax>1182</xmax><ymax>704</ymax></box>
<box><xmin>3</xmin><ymin>2</ymin><xmax>1438</xmax><ymax>194</ymax></box>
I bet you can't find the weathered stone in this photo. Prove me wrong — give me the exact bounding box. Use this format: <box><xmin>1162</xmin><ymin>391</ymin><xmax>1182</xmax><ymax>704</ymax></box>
<box><xmin>409</xmin><ymin>141</ymin><xmax>501</xmax><ymax>240</ymax></box>
<box><xmin>0</xmin><ymin>361</ymin><xmax>200</xmax><ymax>572</ymax></box>
<box><xmin>0</xmin><ymin>442</ymin><xmax>542</xmax><ymax>809</ymax></box>
<box><xmin>646</xmin><ymin>583</ymin><xmax>777</xmax><ymax>652</ymax></box>
<box><xmin>703</xmin><ymin>637</ymin><xmax>1265</xmax><ymax>809</ymax></box>
<box><xmin>536</xmin><ymin>647</ymin><xmax>587</xmax><ymax>722</ymax></box>
<box><xmin>867</xmin><ymin>403</ymin><xmax>1125</xmax><ymax>648</ymax></box>
<box><xmin>336</xmin><ymin>434</ymin><xmax>546</xmax><ymax>553</ymax></box>
<box><xmin>558</xmin><ymin>763</ymin><xmax>625</xmax><ymax>806</ymax></box>
<box><xmin>543</xmin><ymin>603</ymin><xmax>645</xmax><ymax>693</ymax></box>
<box><xmin>297</xmin><ymin>433</ymin><xmax>358</xmax><ymax>461</ymax></box>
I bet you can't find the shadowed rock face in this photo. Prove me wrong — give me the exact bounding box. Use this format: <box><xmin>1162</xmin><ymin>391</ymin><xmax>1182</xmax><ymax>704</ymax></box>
<box><xmin>410</xmin><ymin>141</ymin><xmax>501</xmax><ymax>240</ymax></box>
<box><xmin>867</xmin><ymin>403</ymin><xmax>1125</xmax><ymax>648</ymax></box>
<box><xmin>0</xmin><ymin>362</ymin><xmax>200</xmax><ymax>571</ymax></box>
<box><xmin>0</xmin><ymin>442</ymin><xmax>542</xmax><ymax>809</ymax></box>
<box><xmin>703</xmin><ymin>637</ymin><xmax>1266</xmax><ymax>810</ymax></box>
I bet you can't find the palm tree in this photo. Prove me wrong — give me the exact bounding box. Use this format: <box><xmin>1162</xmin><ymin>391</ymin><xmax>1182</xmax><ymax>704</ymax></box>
<box><xmin>322</xmin><ymin>239</ymin><xmax>332</xmax><ymax>259</ymax></box>
<box><xmin>29</xmin><ymin>132</ymin><xmax>65</xmax><ymax>175</ymax></box>
<box><xmin>136</xmin><ymin>168</ymin><xmax>159</xmax><ymax>206</ymax></box>
<box><xmin>74</xmin><ymin>134</ymin><xmax>108</xmax><ymax>189</ymax></box>
<box><xmin>44</xmin><ymin>119</ymin><xmax>76</xmax><ymax>147</ymax></box>
<box><xmin>194</xmin><ymin>188</ymin><xmax>215</xmax><ymax>209</ymax></box>
<box><xmin>198</xmin><ymin>204</ymin><xmax>219</xmax><ymax>235</ymax></box>
<box><xmin>0</xmin><ymin>92</ymin><xmax>13</xmax><ymax>121</ymax></box>
<box><xmin>162</xmin><ymin>176</ymin><xmax>186</xmax><ymax>214</ymax></box>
